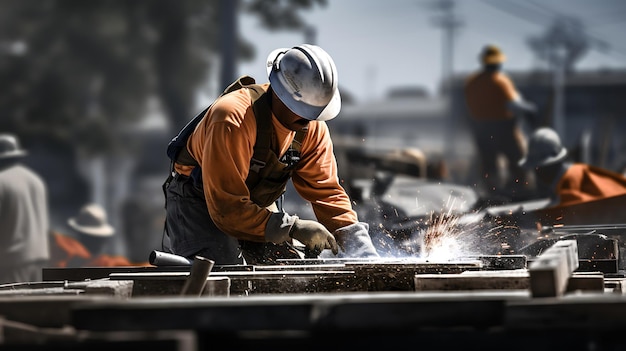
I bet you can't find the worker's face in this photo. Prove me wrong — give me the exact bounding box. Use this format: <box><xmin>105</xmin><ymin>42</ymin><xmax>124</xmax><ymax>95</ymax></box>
<box><xmin>272</xmin><ymin>91</ymin><xmax>310</xmax><ymax>131</ymax></box>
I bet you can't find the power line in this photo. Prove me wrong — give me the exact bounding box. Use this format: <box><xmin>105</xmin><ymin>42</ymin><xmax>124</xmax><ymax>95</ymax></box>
<box><xmin>482</xmin><ymin>0</ymin><xmax>626</xmax><ymax>59</ymax></box>
<box><xmin>428</xmin><ymin>0</ymin><xmax>464</xmax><ymax>96</ymax></box>
<box><xmin>585</xmin><ymin>9</ymin><xmax>626</xmax><ymax>28</ymax></box>
<box><xmin>480</xmin><ymin>0</ymin><xmax>552</xmax><ymax>26</ymax></box>
<box><xmin>527</xmin><ymin>0</ymin><xmax>626</xmax><ymax>28</ymax></box>
<box><xmin>528</xmin><ymin>0</ymin><xmax>626</xmax><ymax>56</ymax></box>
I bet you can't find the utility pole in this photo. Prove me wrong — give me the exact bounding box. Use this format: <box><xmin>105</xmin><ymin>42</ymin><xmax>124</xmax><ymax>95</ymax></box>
<box><xmin>304</xmin><ymin>24</ymin><xmax>317</xmax><ymax>45</ymax></box>
<box><xmin>429</xmin><ymin>0</ymin><xmax>463</xmax><ymax>98</ymax></box>
<box><xmin>429</xmin><ymin>0</ymin><xmax>464</xmax><ymax>181</ymax></box>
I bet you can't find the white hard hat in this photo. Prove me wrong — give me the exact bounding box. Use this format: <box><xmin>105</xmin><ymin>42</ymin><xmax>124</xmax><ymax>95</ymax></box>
<box><xmin>519</xmin><ymin>127</ymin><xmax>568</xmax><ymax>169</ymax></box>
<box><xmin>266</xmin><ymin>44</ymin><xmax>341</xmax><ymax>121</ymax></box>
<box><xmin>68</xmin><ymin>203</ymin><xmax>114</xmax><ymax>237</ymax></box>
<box><xmin>0</xmin><ymin>134</ymin><xmax>27</xmax><ymax>159</ymax></box>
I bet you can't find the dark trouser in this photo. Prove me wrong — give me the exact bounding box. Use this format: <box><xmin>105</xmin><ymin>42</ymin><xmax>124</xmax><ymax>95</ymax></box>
<box><xmin>165</xmin><ymin>173</ymin><xmax>300</xmax><ymax>265</ymax></box>
<box><xmin>469</xmin><ymin>118</ymin><xmax>530</xmax><ymax>199</ymax></box>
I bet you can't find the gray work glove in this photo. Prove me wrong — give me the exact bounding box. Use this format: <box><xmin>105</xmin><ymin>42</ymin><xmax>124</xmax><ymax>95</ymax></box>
<box><xmin>289</xmin><ymin>218</ymin><xmax>339</xmax><ymax>256</ymax></box>
<box><xmin>320</xmin><ymin>222</ymin><xmax>380</xmax><ymax>258</ymax></box>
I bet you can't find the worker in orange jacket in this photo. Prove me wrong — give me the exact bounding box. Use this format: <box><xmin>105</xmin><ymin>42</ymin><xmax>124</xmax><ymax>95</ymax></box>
<box><xmin>50</xmin><ymin>203</ymin><xmax>150</xmax><ymax>268</ymax></box>
<box><xmin>519</xmin><ymin>127</ymin><xmax>626</xmax><ymax>207</ymax></box>
<box><xmin>164</xmin><ymin>44</ymin><xmax>379</xmax><ymax>265</ymax></box>
<box><xmin>464</xmin><ymin>44</ymin><xmax>537</xmax><ymax>201</ymax></box>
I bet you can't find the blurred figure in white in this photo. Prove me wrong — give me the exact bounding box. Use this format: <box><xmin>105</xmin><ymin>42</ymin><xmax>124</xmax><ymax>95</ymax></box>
<box><xmin>49</xmin><ymin>203</ymin><xmax>151</xmax><ymax>268</ymax></box>
<box><xmin>0</xmin><ymin>134</ymin><xmax>50</xmax><ymax>284</ymax></box>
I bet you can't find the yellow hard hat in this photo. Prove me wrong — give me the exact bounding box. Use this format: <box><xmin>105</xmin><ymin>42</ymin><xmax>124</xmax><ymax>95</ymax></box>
<box><xmin>480</xmin><ymin>44</ymin><xmax>506</xmax><ymax>65</ymax></box>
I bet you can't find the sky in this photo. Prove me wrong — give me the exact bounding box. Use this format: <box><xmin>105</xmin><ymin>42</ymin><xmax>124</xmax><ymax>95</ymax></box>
<box><xmin>234</xmin><ymin>0</ymin><xmax>626</xmax><ymax>103</ymax></box>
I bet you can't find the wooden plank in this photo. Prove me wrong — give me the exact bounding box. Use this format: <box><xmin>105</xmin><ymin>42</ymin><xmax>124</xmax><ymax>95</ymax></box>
<box><xmin>528</xmin><ymin>258</ymin><xmax>619</xmax><ymax>274</ymax></box>
<box><xmin>415</xmin><ymin>269</ymin><xmax>530</xmax><ymax>291</ymax></box>
<box><xmin>529</xmin><ymin>252</ymin><xmax>570</xmax><ymax>297</ymax></box>
<box><xmin>0</xmin><ymin>317</ymin><xmax>197</xmax><ymax>349</ymax></box>
<box><xmin>506</xmin><ymin>294</ymin><xmax>626</xmax><ymax>329</ymax></box>
<box><xmin>110</xmin><ymin>271</ymin><xmax>357</xmax><ymax>295</ymax></box>
<box><xmin>470</xmin><ymin>255</ymin><xmax>527</xmax><ymax>270</ymax></box>
<box><xmin>108</xmin><ymin>274</ymin><xmax>230</xmax><ymax>296</ymax></box>
<box><xmin>253</xmin><ymin>263</ymin><xmax>348</xmax><ymax>271</ymax></box>
<box><xmin>566</xmin><ymin>273</ymin><xmax>604</xmax><ymax>293</ymax></box>
<box><xmin>0</xmin><ymin>296</ymin><xmax>111</xmax><ymax>328</ymax></box>
<box><xmin>42</xmin><ymin>266</ymin><xmax>188</xmax><ymax>282</ymax></box>
<box><xmin>551</xmin><ymin>240</ymin><xmax>579</xmax><ymax>272</ymax></box>
<box><xmin>415</xmin><ymin>270</ymin><xmax>604</xmax><ymax>293</ymax></box>
<box><xmin>66</xmin><ymin>279</ymin><xmax>134</xmax><ymax>298</ymax></box>
<box><xmin>41</xmin><ymin>265</ymin><xmax>253</xmax><ymax>282</ymax></box>
<box><xmin>0</xmin><ymin>280</ymin><xmax>134</xmax><ymax>298</ymax></box>
<box><xmin>528</xmin><ymin>240</ymin><xmax>578</xmax><ymax>298</ymax></box>
<box><xmin>604</xmin><ymin>278</ymin><xmax>626</xmax><ymax>293</ymax></box>
<box><xmin>69</xmin><ymin>291</ymin><xmax>521</xmax><ymax>332</ymax></box>
<box><xmin>350</xmin><ymin>261</ymin><xmax>482</xmax><ymax>291</ymax></box>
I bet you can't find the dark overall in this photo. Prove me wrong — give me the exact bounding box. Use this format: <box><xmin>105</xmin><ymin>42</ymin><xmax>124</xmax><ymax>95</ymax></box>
<box><xmin>163</xmin><ymin>77</ymin><xmax>306</xmax><ymax>265</ymax></box>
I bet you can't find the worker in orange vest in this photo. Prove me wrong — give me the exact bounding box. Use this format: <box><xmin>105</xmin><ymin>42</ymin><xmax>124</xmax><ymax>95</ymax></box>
<box><xmin>464</xmin><ymin>44</ymin><xmax>537</xmax><ymax>201</ymax></box>
<box><xmin>519</xmin><ymin>127</ymin><xmax>626</xmax><ymax>207</ymax></box>
<box><xmin>49</xmin><ymin>203</ymin><xmax>150</xmax><ymax>268</ymax></box>
<box><xmin>164</xmin><ymin>44</ymin><xmax>379</xmax><ymax>265</ymax></box>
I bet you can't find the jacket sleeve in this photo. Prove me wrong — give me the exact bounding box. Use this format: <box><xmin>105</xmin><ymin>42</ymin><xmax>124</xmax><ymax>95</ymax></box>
<box><xmin>556</xmin><ymin>164</ymin><xmax>626</xmax><ymax>206</ymax></box>
<box><xmin>497</xmin><ymin>73</ymin><xmax>520</xmax><ymax>101</ymax></box>
<box><xmin>290</xmin><ymin>121</ymin><xmax>359</xmax><ymax>233</ymax></box>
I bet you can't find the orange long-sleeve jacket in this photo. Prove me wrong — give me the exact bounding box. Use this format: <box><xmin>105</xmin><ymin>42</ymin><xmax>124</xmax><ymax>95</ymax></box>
<box><xmin>464</xmin><ymin>70</ymin><xmax>520</xmax><ymax>121</ymax></box>
<box><xmin>555</xmin><ymin>163</ymin><xmax>626</xmax><ymax>207</ymax></box>
<box><xmin>174</xmin><ymin>84</ymin><xmax>358</xmax><ymax>242</ymax></box>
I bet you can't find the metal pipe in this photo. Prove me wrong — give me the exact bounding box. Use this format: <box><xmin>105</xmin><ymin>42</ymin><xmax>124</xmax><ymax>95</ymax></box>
<box><xmin>543</xmin><ymin>223</ymin><xmax>626</xmax><ymax>234</ymax></box>
<box><xmin>149</xmin><ymin>250</ymin><xmax>193</xmax><ymax>266</ymax></box>
<box><xmin>180</xmin><ymin>256</ymin><xmax>215</xmax><ymax>296</ymax></box>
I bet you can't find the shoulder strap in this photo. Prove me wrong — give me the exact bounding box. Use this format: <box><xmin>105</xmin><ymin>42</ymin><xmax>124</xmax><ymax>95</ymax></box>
<box><xmin>170</xmin><ymin>75</ymin><xmax>260</xmax><ymax>167</ymax></box>
<box><xmin>223</xmin><ymin>75</ymin><xmax>256</xmax><ymax>95</ymax></box>
<box><xmin>292</xmin><ymin>127</ymin><xmax>307</xmax><ymax>153</ymax></box>
<box><xmin>166</xmin><ymin>106</ymin><xmax>208</xmax><ymax>165</ymax></box>
<box><xmin>248</xmin><ymin>86</ymin><xmax>308</xmax><ymax>174</ymax></box>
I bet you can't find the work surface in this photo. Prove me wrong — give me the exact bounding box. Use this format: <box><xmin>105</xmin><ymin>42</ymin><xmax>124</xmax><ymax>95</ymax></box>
<box><xmin>0</xmin><ymin>251</ymin><xmax>622</xmax><ymax>350</ymax></box>
<box><xmin>2</xmin><ymin>282</ymin><xmax>626</xmax><ymax>350</ymax></box>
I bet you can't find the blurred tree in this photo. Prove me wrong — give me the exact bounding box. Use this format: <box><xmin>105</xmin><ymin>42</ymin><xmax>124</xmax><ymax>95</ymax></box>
<box><xmin>0</xmin><ymin>0</ymin><xmax>326</xmax><ymax>236</ymax></box>
<box><xmin>0</xmin><ymin>0</ymin><xmax>326</xmax><ymax>154</ymax></box>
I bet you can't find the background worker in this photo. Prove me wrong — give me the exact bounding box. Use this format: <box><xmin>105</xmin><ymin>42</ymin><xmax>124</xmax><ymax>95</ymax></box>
<box><xmin>0</xmin><ymin>134</ymin><xmax>50</xmax><ymax>284</ymax></box>
<box><xmin>464</xmin><ymin>44</ymin><xmax>537</xmax><ymax>202</ymax></box>
<box><xmin>519</xmin><ymin>127</ymin><xmax>626</xmax><ymax>207</ymax></box>
<box><xmin>164</xmin><ymin>44</ymin><xmax>379</xmax><ymax>265</ymax></box>
<box><xmin>50</xmin><ymin>203</ymin><xmax>150</xmax><ymax>268</ymax></box>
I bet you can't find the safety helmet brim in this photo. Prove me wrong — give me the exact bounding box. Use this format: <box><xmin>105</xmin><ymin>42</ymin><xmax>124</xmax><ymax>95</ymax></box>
<box><xmin>480</xmin><ymin>45</ymin><xmax>507</xmax><ymax>65</ymax></box>
<box><xmin>266</xmin><ymin>47</ymin><xmax>341</xmax><ymax>122</ymax></box>
<box><xmin>0</xmin><ymin>134</ymin><xmax>28</xmax><ymax>159</ymax></box>
<box><xmin>0</xmin><ymin>150</ymin><xmax>27</xmax><ymax>159</ymax></box>
<box><xmin>482</xmin><ymin>53</ymin><xmax>506</xmax><ymax>65</ymax></box>
<box><xmin>519</xmin><ymin>147</ymin><xmax>568</xmax><ymax>169</ymax></box>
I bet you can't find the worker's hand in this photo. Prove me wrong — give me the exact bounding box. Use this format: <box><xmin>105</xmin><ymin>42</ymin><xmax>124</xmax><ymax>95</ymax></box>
<box><xmin>323</xmin><ymin>222</ymin><xmax>380</xmax><ymax>259</ymax></box>
<box><xmin>289</xmin><ymin>219</ymin><xmax>339</xmax><ymax>255</ymax></box>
